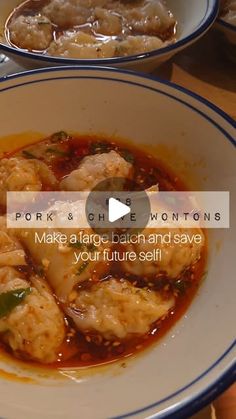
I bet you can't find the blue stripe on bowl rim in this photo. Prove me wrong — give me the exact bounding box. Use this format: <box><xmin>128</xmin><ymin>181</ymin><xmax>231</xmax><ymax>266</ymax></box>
<box><xmin>0</xmin><ymin>0</ymin><xmax>219</xmax><ymax>65</ymax></box>
<box><xmin>0</xmin><ymin>65</ymin><xmax>235</xmax><ymax>419</ymax></box>
<box><xmin>217</xmin><ymin>17</ymin><xmax>236</xmax><ymax>33</ymax></box>
<box><xmin>113</xmin><ymin>351</ymin><xmax>236</xmax><ymax>419</ymax></box>
<box><xmin>0</xmin><ymin>65</ymin><xmax>235</xmax><ymax>137</ymax></box>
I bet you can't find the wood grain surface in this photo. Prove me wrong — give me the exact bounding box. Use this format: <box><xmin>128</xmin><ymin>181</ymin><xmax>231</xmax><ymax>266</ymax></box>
<box><xmin>154</xmin><ymin>31</ymin><xmax>236</xmax><ymax>120</ymax></box>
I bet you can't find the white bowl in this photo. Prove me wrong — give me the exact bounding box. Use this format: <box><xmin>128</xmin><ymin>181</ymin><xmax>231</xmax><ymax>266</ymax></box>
<box><xmin>0</xmin><ymin>67</ymin><xmax>235</xmax><ymax>419</ymax></box>
<box><xmin>0</xmin><ymin>0</ymin><xmax>219</xmax><ymax>72</ymax></box>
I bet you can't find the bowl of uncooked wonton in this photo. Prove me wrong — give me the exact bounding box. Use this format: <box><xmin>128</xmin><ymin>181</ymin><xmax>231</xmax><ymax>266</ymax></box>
<box><xmin>0</xmin><ymin>66</ymin><xmax>235</xmax><ymax>419</ymax></box>
<box><xmin>0</xmin><ymin>0</ymin><xmax>218</xmax><ymax>71</ymax></box>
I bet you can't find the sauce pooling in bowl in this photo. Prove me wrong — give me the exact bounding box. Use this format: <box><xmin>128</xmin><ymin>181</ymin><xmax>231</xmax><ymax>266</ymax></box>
<box><xmin>0</xmin><ymin>133</ymin><xmax>206</xmax><ymax>368</ymax></box>
<box><xmin>5</xmin><ymin>0</ymin><xmax>177</xmax><ymax>59</ymax></box>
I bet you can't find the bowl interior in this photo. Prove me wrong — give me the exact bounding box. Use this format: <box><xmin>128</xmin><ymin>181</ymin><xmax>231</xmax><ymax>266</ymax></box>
<box><xmin>0</xmin><ymin>67</ymin><xmax>234</xmax><ymax>419</ymax></box>
<box><xmin>0</xmin><ymin>0</ymin><xmax>216</xmax><ymax>65</ymax></box>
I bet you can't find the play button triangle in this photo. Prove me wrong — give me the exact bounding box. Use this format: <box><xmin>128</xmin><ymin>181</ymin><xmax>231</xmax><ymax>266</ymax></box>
<box><xmin>108</xmin><ymin>198</ymin><xmax>131</xmax><ymax>223</ymax></box>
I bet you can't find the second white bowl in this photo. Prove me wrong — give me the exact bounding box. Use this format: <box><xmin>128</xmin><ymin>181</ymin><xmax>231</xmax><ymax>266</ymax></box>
<box><xmin>0</xmin><ymin>0</ymin><xmax>219</xmax><ymax>71</ymax></box>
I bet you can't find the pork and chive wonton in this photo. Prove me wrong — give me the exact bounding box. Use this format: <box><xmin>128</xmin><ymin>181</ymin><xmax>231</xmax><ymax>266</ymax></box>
<box><xmin>0</xmin><ymin>133</ymin><xmax>206</xmax><ymax>367</ymax></box>
<box><xmin>0</xmin><ymin>217</ymin><xmax>65</xmax><ymax>363</ymax></box>
<box><xmin>6</xmin><ymin>0</ymin><xmax>177</xmax><ymax>59</ymax></box>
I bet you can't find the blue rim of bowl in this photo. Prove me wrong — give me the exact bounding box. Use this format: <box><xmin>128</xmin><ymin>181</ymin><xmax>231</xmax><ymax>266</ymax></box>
<box><xmin>0</xmin><ymin>65</ymin><xmax>235</xmax><ymax>419</ymax></box>
<box><xmin>216</xmin><ymin>17</ymin><xmax>236</xmax><ymax>33</ymax></box>
<box><xmin>0</xmin><ymin>0</ymin><xmax>219</xmax><ymax>65</ymax></box>
<box><xmin>1</xmin><ymin>65</ymin><xmax>235</xmax><ymax>133</ymax></box>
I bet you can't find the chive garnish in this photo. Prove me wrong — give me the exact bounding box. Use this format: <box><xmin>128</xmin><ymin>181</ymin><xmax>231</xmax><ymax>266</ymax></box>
<box><xmin>77</xmin><ymin>262</ymin><xmax>89</xmax><ymax>275</ymax></box>
<box><xmin>22</xmin><ymin>150</ymin><xmax>36</xmax><ymax>159</ymax></box>
<box><xmin>0</xmin><ymin>288</ymin><xmax>31</xmax><ymax>318</ymax></box>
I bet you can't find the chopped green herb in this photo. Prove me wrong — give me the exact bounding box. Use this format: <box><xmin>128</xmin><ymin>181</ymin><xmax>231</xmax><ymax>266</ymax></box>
<box><xmin>22</xmin><ymin>150</ymin><xmax>36</xmax><ymax>159</ymax></box>
<box><xmin>77</xmin><ymin>261</ymin><xmax>89</xmax><ymax>276</ymax></box>
<box><xmin>174</xmin><ymin>279</ymin><xmax>188</xmax><ymax>295</ymax></box>
<box><xmin>121</xmin><ymin>149</ymin><xmax>134</xmax><ymax>164</ymax></box>
<box><xmin>87</xmin><ymin>243</ymin><xmax>96</xmax><ymax>252</ymax></box>
<box><xmin>46</xmin><ymin>147</ymin><xmax>68</xmax><ymax>156</ymax></box>
<box><xmin>90</xmin><ymin>141</ymin><xmax>111</xmax><ymax>154</ymax></box>
<box><xmin>201</xmin><ymin>271</ymin><xmax>208</xmax><ymax>282</ymax></box>
<box><xmin>37</xmin><ymin>20</ymin><xmax>51</xmax><ymax>25</ymax></box>
<box><xmin>0</xmin><ymin>288</ymin><xmax>31</xmax><ymax>318</ymax></box>
<box><xmin>35</xmin><ymin>265</ymin><xmax>45</xmax><ymax>277</ymax></box>
<box><xmin>51</xmin><ymin>131</ymin><xmax>68</xmax><ymax>142</ymax></box>
<box><xmin>70</xmin><ymin>241</ymin><xmax>83</xmax><ymax>249</ymax></box>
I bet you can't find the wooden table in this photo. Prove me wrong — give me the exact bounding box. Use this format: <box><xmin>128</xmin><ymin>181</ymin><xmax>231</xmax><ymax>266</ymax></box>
<box><xmin>155</xmin><ymin>30</ymin><xmax>236</xmax><ymax>120</ymax></box>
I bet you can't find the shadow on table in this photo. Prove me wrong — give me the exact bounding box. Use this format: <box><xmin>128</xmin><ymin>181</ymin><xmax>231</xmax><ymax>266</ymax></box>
<box><xmin>153</xmin><ymin>60</ymin><xmax>174</xmax><ymax>82</ymax></box>
<box><xmin>154</xmin><ymin>31</ymin><xmax>236</xmax><ymax>93</ymax></box>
